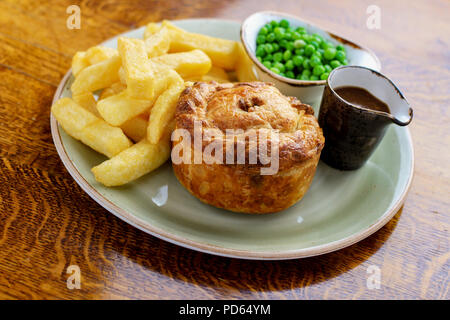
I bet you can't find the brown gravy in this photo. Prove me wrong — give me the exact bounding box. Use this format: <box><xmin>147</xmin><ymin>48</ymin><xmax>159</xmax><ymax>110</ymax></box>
<box><xmin>334</xmin><ymin>86</ymin><xmax>390</xmax><ymax>113</ymax></box>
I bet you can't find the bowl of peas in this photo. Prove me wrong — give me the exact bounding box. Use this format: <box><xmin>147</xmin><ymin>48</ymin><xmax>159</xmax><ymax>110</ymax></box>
<box><xmin>241</xmin><ymin>11</ymin><xmax>381</xmax><ymax>106</ymax></box>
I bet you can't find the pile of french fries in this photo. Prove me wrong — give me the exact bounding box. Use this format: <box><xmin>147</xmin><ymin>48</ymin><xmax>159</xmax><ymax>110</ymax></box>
<box><xmin>51</xmin><ymin>20</ymin><xmax>255</xmax><ymax>186</ymax></box>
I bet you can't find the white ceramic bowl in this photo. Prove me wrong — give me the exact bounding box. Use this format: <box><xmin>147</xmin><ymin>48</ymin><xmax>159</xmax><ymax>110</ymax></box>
<box><xmin>240</xmin><ymin>11</ymin><xmax>381</xmax><ymax>107</ymax></box>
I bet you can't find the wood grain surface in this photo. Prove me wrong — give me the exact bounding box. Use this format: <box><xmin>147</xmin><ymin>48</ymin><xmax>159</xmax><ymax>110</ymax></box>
<box><xmin>0</xmin><ymin>0</ymin><xmax>448</xmax><ymax>300</ymax></box>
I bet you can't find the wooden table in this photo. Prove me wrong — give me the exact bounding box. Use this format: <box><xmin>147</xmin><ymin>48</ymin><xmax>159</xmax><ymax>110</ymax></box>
<box><xmin>0</xmin><ymin>0</ymin><xmax>448</xmax><ymax>300</ymax></box>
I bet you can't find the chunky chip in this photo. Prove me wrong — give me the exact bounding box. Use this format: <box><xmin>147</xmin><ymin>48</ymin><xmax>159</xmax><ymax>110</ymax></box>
<box><xmin>186</xmin><ymin>66</ymin><xmax>230</xmax><ymax>83</ymax></box>
<box><xmin>162</xmin><ymin>20</ymin><xmax>238</xmax><ymax>70</ymax></box>
<box><xmin>96</xmin><ymin>90</ymin><xmax>152</xmax><ymax>126</ymax></box>
<box><xmin>52</xmin><ymin>98</ymin><xmax>132</xmax><ymax>157</ymax></box>
<box><xmin>145</xmin><ymin>26</ymin><xmax>170</xmax><ymax>58</ymax></box>
<box><xmin>121</xmin><ymin>113</ymin><xmax>149</xmax><ymax>142</ymax></box>
<box><xmin>150</xmin><ymin>49</ymin><xmax>211</xmax><ymax>78</ymax></box>
<box><xmin>147</xmin><ymin>75</ymin><xmax>185</xmax><ymax>143</ymax></box>
<box><xmin>72</xmin><ymin>92</ymin><xmax>100</xmax><ymax>116</ymax></box>
<box><xmin>71</xmin><ymin>55</ymin><xmax>122</xmax><ymax>95</ymax></box>
<box><xmin>91</xmin><ymin>137</ymin><xmax>171</xmax><ymax>186</ymax></box>
<box><xmin>71</xmin><ymin>46</ymin><xmax>118</xmax><ymax>77</ymax></box>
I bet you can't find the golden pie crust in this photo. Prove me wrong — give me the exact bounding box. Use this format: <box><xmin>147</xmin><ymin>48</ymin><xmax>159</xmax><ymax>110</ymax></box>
<box><xmin>172</xmin><ymin>81</ymin><xmax>324</xmax><ymax>214</ymax></box>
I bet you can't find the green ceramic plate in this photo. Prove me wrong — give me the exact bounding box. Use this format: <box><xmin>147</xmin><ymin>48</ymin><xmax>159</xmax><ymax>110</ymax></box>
<box><xmin>51</xmin><ymin>19</ymin><xmax>414</xmax><ymax>260</ymax></box>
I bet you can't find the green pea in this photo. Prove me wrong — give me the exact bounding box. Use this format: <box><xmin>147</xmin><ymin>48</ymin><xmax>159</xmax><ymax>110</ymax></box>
<box><xmin>286</xmin><ymin>42</ymin><xmax>295</xmax><ymax>51</ymax></box>
<box><xmin>279</xmin><ymin>72</ymin><xmax>286</xmax><ymax>77</ymax></box>
<box><xmin>283</xmin><ymin>50</ymin><xmax>292</xmax><ymax>61</ymax></box>
<box><xmin>259</xmin><ymin>27</ymin><xmax>268</xmax><ymax>36</ymax></box>
<box><xmin>324</xmin><ymin>64</ymin><xmax>332</xmax><ymax>73</ymax></box>
<box><xmin>312</xmin><ymin>51</ymin><xmax>322</xmax><ymax>60</ymax></box>
<box><xmin>296</xmin><ymin>27</ymin><xmax>306</xmax><ymax>34</ymax></box>
<box><xmin>273</xmin><ymin>62</ymin><xmax>285</xmax><ymax>73</ymax></box>
<box><xmin>256</xmin><ymin>45</ymin><xmax>266</xmax><ymax>57</ymax></box>
<box><xmin>273</xmin><ymin>52</ymin><xmax>283</xmax><ymax>62</ymax></box>
<box><xmin>320</xmin><ymin>72</ymin><xmax>329</xmax><ymax>80</ymax></box>
<box><xmin>320</xmin><ymin>41</ymin><xmax>331</xmax><ymax>49</ymax></box>
<box><xmin>302</xmin><ymin>58</ymin><xmax>311</xmax><ymax>69</ymax></box>
<box><xmin>257</xmin><ymin>56</ymin><xmax>262</xmax><ymax>62</ymax></box>
<box><xmin>313</xmin><ymin>65</ymin><xmax>325</xmax><ymax>76</ymax></box>
<box><xmin>279</xmin><ymin>39</ymin><xmax>288</xmax><ymax>48</ymax></box>
<box><xmin>274</xmin><ymin>27</ymin><xmax>285</xmax><ymax>40</ymax></box>
<box><xmin>302</xmin><ymin>69</ymin><xmax>311</xmax><ymax>77</ymax></box>
<box><xmin>324</xmin><ymin>47</ymin><xmax>336</xmax><ymax>60</ymax></box>
<box><xmin>272</xmin><ymin>43</ymin><xmax>280</xmax><ymax>52</ymax></box>
<box><xmin>266</xmin><ymin>32</ymin><xmax>276</xmax><ymax>42</ymax></box>
<box><xmin>265</xmin><ymin>43</ymin><xmax>274</xmax><ymax>54</ymax></box>
<box><xmin>263</xmin><ymin>53</ymin><xmax>273</xmax><ymax>62</ymax></box>
<box><xmin>293</xmin><ymin>55</ymin><xmax>304</xmax><ymax>66</ymax></box>
<box><xmin>341</xmin><ymin>59</ymin><xmax>348</xmax><ymax>65</ymax></box>
<box><xmin>304</xmin><ymin>44</ymin><xmax>315</xmax><ymax>56</ymax></box>
<box><xmin>313</xmin><ymin>35</ymin><xmax>323</xmax><ymax>44</ymax></box>
<box><xmin>310</xmin><ymin>41</ymin><xmax>320</xmax><ymax>49</ymax></box>
<box><xmin>285</xmin><ymin>60</ymin><xmax>294</xmax><ymax>70</ymax></box>
<box><xmin>256</xmin><ymin>35</ymin><xmax>266</xmax><ymax>45</ymax></box>
<box><xmin>284</xmin><ymin>32</ymin><xmax>293</xmax><ymax>40</ymax></box>
<box><xmin>263</xmin><ymin>61</ymin><xmax>272</xmax><ymax>69</ymax></box>
<box><xmin>270</xmin><ymin>67</ymin><xmax>280</xmax><ymax>74</ymax></box>
<box><xmin>294</xmin><ymin>39</ymin><xmax>306</xmax><ymax>49</ymax></box>
<box><xmin>286</xmin><ymin>71</ymin><xmax>295</xmax><ymax>78</ymax></box>
<box><xmin>330</xmin><ymin>60</ymin><xmax>341</xmax><ymax>68</ymax></box>
<box><xmin>310</xmin><ymin>75</ymin><xmax>319</xmax><ymax>80</ymax></box>
<box><xmin>292</xmin><ymin>32</ymin><xmax>302</xmax><ymax>40</ymax></box>
<box><xmin>336</xmin><ymin>44</ymin><xmax>345</xmax><ymax>51</ymax></box>
<box><xmin>280</xmin><ymin>19</ymin><xmax>290</xmax><ymax>28</ymax></box>
<box><xmin>310</xmin><ymin>56</ymin><xmax>321</xmax><ymax>67</ymax></box>
<box><xmin>300</xmin><ymin>74</ymin><xmax>309</xmax><ymax>80</ymax></box>
<box><xmin>335</xmin><ymin>50</ymin><xmax>346</xmax><ymax>62</ymax></box>
<box><xmin>301</xmin><ymin>34</ymin><xmax>312</xmax><ymax>42</ymax></box>
<box><xmin>270</xmin><ymin>20</ymin><xmax>279</xmax><ymax>28</ymax></box>
<box><xmin>295</xmin><ymin>48</ymin><xmax>305</xmax><ymax>56</ymax></box>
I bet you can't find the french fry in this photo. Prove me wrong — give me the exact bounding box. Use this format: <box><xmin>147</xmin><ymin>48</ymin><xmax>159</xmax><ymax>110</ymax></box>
<box><xmin>120</xmin><ymin>113</ymin><xmax>149</xmax><ymax>142</ymax></box>
<box><xmin>162</xmin><ymin>20</ymin><xmax>238</xmax><ymax>70</ymax></box>
<box><xmin>150</xmin><ymin>49</ymin><xmax>211</xmax><ymax>78</ymax></box>
<box><xmin>147</xmin><ymin>75</ymin><xmax>185</xmax><ymax>143</ymax></box>
<box><xmin>97</xmin><ymin>69</ymin><xmax>181</xmax><ymax>126</ymax></box>
<box><xmin>143</xmin><ymin>22</ymin><xmax>162</xmax><ymax>39</ymax></box>
<box><xmin>91</xmin><ymin>137</ymin><xmax>171</xmax><ymax>186</ymax></box>
<box><xmin>186</xmin><ymin>66</ymin><xmax>230</xmax><ymax>83</ymax></box>
<box><xmin>118</xmin><ymin>66</ymin><xmax>127</xmax><ymax>85</ymax></box>
<box><xmin>96</xmin><ymin>90</ymin><xmax>152</xmax><ymax>126</ymax></box>
<box><xmin>81</xmin><ymin>120</ymin><xmax>132</xmax><ymax>158</ymax></box>
<box><xmin>235</xmin><ymin>42</ymin><xmax>257</xmax><ymax>81</ymax></box>
<box><xmin>52</xmin><ymin>98</ymin><xmax>97</xmax><ymax>140</ymax></box>
<box><xmin>85</xmin><ymin>46</ymin><xmax>117</xmax><ymax>65</ymax></box>
<box><xmin>71</xmin><ymin>46</ymin><xmax>118</xmax><ymax>77</ymax></box>
<box><xmin>117</xmin><ymin>37</ymin><xmax>156</xmax><ymax>99</ymax></box>
<box><xmin>72</xmin><ymin>92</ymin><xmax>100</xmax><ymax>116</ymax></box>
<box><xmin>71</xmin><ymin>55</ymin><xmax>122</xmax><ymax>95</ymax></box>
<box><xmin>72</xmin><ymin>52</ymin><xmax>89</xmax><ymax>77</ymax></box>
<box><xmin>52</xmin><ymin>98</ymin><xmax>132</xmax><ymax>157</ymax></box>
<box><xmin>145</xmin><ymin>26</ymin><xmax>170</xmax><ymax>58</ymax></box>
<box><xmin>98</xmin><ymin>82</ymin><xmax>127</xmax><ymax>100</ymax></box>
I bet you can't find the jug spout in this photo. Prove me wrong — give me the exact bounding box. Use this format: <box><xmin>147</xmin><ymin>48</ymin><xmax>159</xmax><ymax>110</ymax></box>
<box><xmin>390</xmin><ymin>106</ymin><xmax>413</xmax><ymax>126</ymax></box>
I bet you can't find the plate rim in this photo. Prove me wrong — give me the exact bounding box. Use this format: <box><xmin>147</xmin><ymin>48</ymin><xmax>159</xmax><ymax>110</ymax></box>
<box><xmin>50</xmin><ymin>19</ymin><xmax>415</xmax><ymax>260</ymax></box>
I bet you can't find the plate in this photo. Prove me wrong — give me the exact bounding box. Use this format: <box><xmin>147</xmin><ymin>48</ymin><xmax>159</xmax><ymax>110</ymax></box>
<box><xmin>51</xmin><ymin>19</ymin><xmax>414</xmax><ymax>260</ymax></box>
